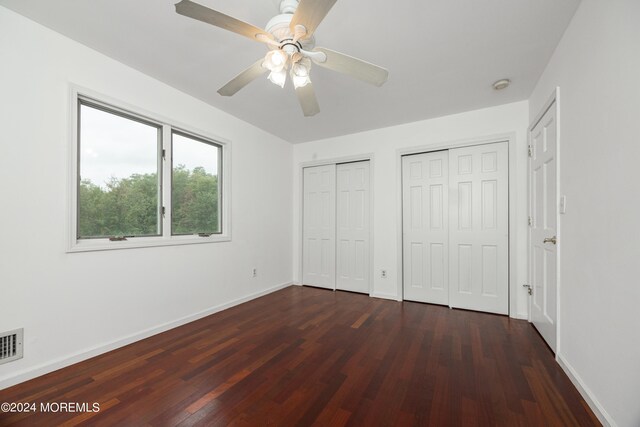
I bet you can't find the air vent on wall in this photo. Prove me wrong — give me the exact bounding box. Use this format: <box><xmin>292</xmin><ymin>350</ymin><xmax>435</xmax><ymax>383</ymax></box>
<box><xmin>0</xmin><ymin>329</ymin><xmax>23</xmax><ymax>365</ymax></box>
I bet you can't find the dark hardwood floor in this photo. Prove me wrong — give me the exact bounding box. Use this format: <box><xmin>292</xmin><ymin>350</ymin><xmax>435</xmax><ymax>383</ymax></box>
<box><xmin>0</xmin><ymin>286</ymin><xmax>599</xmax><ymax>426</ymax></box>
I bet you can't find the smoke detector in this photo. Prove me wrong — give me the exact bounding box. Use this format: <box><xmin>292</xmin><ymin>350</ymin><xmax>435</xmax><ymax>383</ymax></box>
<box><xmin>493</xmin><ymin>79</ymin><xmax>511</xmax><ymax>90</ymax></box>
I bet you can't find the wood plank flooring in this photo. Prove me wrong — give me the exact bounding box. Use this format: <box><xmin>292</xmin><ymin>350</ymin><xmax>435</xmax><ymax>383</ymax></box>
<box><xmin>0</xmin><ymin>286</ymin><xmax>600</xmax><ymax>426</ymax></box>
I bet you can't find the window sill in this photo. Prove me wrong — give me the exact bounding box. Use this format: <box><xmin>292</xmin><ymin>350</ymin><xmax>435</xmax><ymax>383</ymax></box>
<box><xmin>67</xmin><ymin>234</ymin><xmax>231</xmax><ymax>253</ymax></box>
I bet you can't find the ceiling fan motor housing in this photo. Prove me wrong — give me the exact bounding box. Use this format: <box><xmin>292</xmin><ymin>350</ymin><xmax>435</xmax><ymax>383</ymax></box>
<box><xmin>266</xmin><ymin>0</ymin><xmax>315</xmax><ymax>51</ymax></box>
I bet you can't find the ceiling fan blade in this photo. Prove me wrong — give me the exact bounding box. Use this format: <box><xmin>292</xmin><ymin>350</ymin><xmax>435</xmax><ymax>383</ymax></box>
<box><xmin>295</xmin><ymin>83</ymin><xmax>320</xmax><ymax>117</ymax></box>
<box><xmin>290</xmin><ymin>0</ymin><xmax>337</xmax><ymax>38</ymax></box>
<box><xmin>313</xmin><ymin>47</ymin><xmax>389</xmax><ymax>87</ymax></box>
<box><xmin>175</xmin><ymin>0</ymin><xmax>271</xmax><ymax>43</ymax></box>
<box><xmin>217</xmin><ymin>59</ymin><xmax>267</xmax><ymax>97</ymax></box>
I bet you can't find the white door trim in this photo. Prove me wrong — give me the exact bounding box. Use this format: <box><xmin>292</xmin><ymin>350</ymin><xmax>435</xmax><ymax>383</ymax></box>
<box><xmin>528</xmin><ymin>87</ymin><xmax>561</xmax><ymax>356</ymax></box>
<box><xmin>298</xmin><ymin>154</ymin><xmax>375</xmax><ymax>296</ymax></box>
<box><xmin>396</xmin><ymin>133</ymin><xmax>520</xmax><ymax>317</ymax></box>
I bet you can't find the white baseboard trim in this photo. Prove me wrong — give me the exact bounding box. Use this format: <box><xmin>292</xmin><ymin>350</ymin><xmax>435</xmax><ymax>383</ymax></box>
<box><xmin>557</xmin><ymin>353</ymin><xmax>616</xmax><ymax>427</ymax></box>
<box><xmin>0</xmin><ymin>281</ymin><xmax>293</xmax><ymax>391</ymax></box>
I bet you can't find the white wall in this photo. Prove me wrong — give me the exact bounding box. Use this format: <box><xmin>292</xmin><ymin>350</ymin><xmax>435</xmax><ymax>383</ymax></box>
<box><xmin>0</xmin><ymin>7</ymin><xmax>292</xmax><ymax>388</ymax></box>
<box><xmin>292</xmin><ymin>101</ymin><xmax>530</xmax><ymax>317</ymax></box>
<box><xmin>529</xmin><ymin>1</ymin><xmax>640</xmax><ymax>426</ymax></box>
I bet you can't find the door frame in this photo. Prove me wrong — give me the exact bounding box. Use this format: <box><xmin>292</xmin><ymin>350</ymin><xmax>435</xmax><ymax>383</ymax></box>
<box><xmin>527</xmin><ymin>87</ymin><xmax>561</xmax><ymax>356</ymax></box>
<box><xmin>396</xmin><ymin>133</ymin><xmax>520</xmax><ymax>317</ymax></box>
<box><xmin>298</xmin><ymin>154</ymin><xmax>375</xmax><ymax>295</ymax></box>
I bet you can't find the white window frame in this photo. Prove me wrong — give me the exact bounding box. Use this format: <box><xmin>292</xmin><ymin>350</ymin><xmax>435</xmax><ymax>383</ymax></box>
<box><xmin>68</xmin><ymin>85</ymin><xmax>231</xmax><ymax>252</ymax></box>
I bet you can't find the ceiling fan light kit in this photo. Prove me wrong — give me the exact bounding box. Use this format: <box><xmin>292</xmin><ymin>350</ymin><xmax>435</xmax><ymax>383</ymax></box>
<box><xmin>175</xmin><ymin>0</ymin><xmax>389</xmax><ymax>116</ymax></box>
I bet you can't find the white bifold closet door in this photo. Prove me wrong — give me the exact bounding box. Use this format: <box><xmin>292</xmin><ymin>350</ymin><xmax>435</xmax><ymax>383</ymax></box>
<box><xmin>302</xmin><ymin>164</ymin><xmax>336</xmax><ymax>289</ymax></box>
<box><xmin>402</xmin><ymin>151</ymin><xmax>449</xmax><ymax>304</ymax></box>
<box><xmin>448</xmin><ymin>143</ymin><xmax>509</xmax><ymax>314</ymax></box>
<box><xmin>402</xmin><ymin>142</ymin><xmax>509</xmax><ymax>315</ymax></box>
<box><xmin>336</xmin><ymin>161</ymin><xmax>370</xmax><ymax>294</ymax></box>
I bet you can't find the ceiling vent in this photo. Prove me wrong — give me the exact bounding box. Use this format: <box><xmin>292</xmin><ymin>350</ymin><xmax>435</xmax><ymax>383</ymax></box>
<box><xmin>0</xmin><ymin>329</ymin><xmax>23</xmax><ymax>365</ymax></box>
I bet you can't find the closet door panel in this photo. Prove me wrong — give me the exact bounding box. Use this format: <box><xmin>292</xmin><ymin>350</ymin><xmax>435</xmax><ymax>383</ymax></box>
<box><xmin>448</xmin><ymin>142</ymin><xmax>509</xmax><ymax>314</ymax></box>
<box><xmin>336</xmin><ymin>161</ymin><xmax>370</xmax><ymax>294</ymax></box>
<box><xmin>402</xmin><ymin>151</ymin><xmax>449</xmax><ymax>304</ymax></box>
<box><xmin>303</xmin><ymin>164</ymin><xmax>336</xmax><ymax>289</ymax></box>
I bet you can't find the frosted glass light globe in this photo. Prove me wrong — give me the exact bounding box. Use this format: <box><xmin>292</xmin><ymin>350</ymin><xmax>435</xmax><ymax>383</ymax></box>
<box><xmin>292</xmin><ymin>74</ymin><xmax>310</xmax><ymax>89</ymax></box>
<box><xmin>264</xmin><ymin>49</ymin><xmax>288</xmax><ymax>72</ymax></box>
<box><xmin>291</xmin><ymin>59</ymin><xmax>311</xmax><ymax>88</ymax></box>
<box><xmin>292</xmin><ymin>62</ymin><xmax>309</xmax><ymax>78</ymax></box>
<box><xmin>268</xmin><ymin>69</ymin><xmax>287</xmax><ymax>88</ymax></box>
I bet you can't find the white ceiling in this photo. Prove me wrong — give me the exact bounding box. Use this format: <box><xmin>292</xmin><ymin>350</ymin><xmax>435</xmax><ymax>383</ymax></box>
<box><xmin>0</xmin><ymin>0</ymin><xmax>579</xmax><ymax>143</ymax></box>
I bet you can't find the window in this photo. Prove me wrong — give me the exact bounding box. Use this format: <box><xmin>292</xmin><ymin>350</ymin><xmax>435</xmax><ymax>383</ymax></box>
<box><xmin>70</xmin><ymin>90</ymin><xmax>230</xmax><ymax>251</ymax></box>
<box><xmin>171</xmin><ymin>132</ymin><xmax>222</xmax><ymax>236</ymax></box>
<box><xmin>78</xmin><ymin>101</ymin><xmax>162</xmax><ymax>239</ymax></box>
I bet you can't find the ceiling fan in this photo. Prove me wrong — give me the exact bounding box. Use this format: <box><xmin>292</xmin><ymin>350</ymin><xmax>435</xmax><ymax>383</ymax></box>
<box><xmin>174</xmin><ymin>0</ymin><xmax>389</xmax><ymax>117</ymax></box>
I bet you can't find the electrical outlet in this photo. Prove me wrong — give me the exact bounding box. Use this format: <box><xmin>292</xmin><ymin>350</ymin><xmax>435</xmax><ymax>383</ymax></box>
<box><xmin>252</xmin><ymin>268</ymin><xmax>257</xmax><ymax>278</ymax></box>
<box><xmin>381</xmin><ymin>270</ymin><xmax>387</xmax><ymax>279</ymax></box>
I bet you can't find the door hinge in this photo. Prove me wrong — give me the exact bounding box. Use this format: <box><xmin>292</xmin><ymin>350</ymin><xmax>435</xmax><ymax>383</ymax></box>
<box><xmin>528</xmin><ymin>216</ymin><xmax>533</xmax><ymax>227</ymax></box>
<box><xmin>162</xmin><ymin>206</ymin><xmax>166</xmax><ymax>216</ymax></box>
<box><xmin>528</xmin><ymin>145</ymin><xmax>533</xmax><ymax>157</ymax></box>
<box><xmin>162</xmin><ymin>149</ymin><xmax>166</xmax><ymax>159</ymax></box>
<box><xmin>523</xmin><ymin>284</ymin><xmax>532</xmax><ymax>296</ymax></box>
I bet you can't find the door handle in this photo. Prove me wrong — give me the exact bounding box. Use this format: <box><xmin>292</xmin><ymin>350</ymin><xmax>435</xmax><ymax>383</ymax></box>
<box><xmin>543</xmin><ymin>236</ymin><xmax>557</xmax><ymax>245</ymax></box>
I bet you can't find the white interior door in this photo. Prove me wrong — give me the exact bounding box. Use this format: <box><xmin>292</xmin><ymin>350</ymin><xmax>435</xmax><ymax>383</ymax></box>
<box><xmin>336</xmin><ymin>161</ymin><xmax>370</xmax><ymax>294</ymax></box>
<box><xmin>449</xmin><ymin>142</ymin><xmax>509</xmax><ymax>314</ymax></box>
<box><xmin>302</xmin><ymin>165</ymin><xmax>336</xmax><ymax>289</ymax></box>
<box><xmin>402</xmin><ymin>151</ymin><xmax>449</xmax><ymax>304</ymax></box>
<box><xmin>529</xmin><ymin>103</ymin><xmax>558</xmax><ymax>351</ymax></box>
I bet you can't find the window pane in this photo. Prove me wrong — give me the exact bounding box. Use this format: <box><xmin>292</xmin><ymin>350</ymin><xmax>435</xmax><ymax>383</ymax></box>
<box><xmin>78</xmin><ymin>102</ymin><xmax>161</xmax><ymax>238</ymax></box>
<box><xmin>172</xmin><ymin>133</ymin><xmax>221</xmax><ymax>235</ymax></box>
